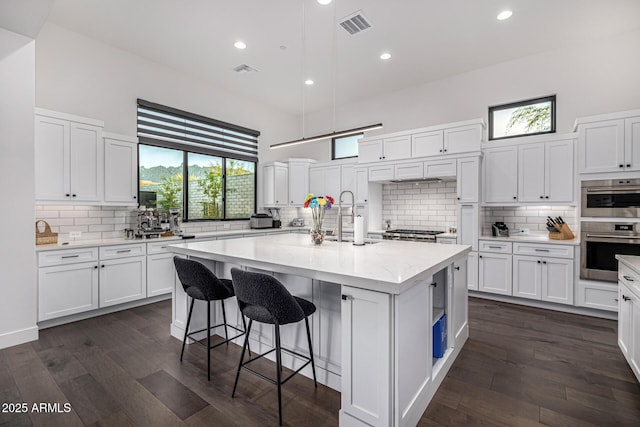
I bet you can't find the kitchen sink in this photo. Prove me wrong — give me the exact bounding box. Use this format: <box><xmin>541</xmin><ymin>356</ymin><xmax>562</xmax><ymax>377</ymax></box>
<box><xmin>325</xmin><ymin>236</ymin><xmax>381</xmax><ymax>244</ymax></box>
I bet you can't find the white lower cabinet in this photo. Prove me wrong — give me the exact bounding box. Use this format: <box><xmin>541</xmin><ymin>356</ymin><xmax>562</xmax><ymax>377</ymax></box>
<box><xmin>38</xmin><ymin>261</ymin><xmax>99</xmax><ymax>321</ymax></box>
<box><xmin>513</xmin><ymin>255</ymin><xmax>574</xmax><ymax>304</ymax></box>
<box><xmin>467</xmin><ymin>252</ymin><xmax>478</xmax><ymax>291</ymax></box>
<box><xmin>618</xmin><ymin>264</ymin><xmax>640</xmax><ymax>382</ymax></box>
<box><xmin>99</xmin><ymin>256</ymin><xmax>147</xmax><ymax>307</ymax></box>
<box><xmin>513</xmin><ymin>255</ymin><xmax>542</xmax><ymax>299</ymax></box>
<box><xmin>478</xmin><ymin>252</ymin><xmax>512</xmax><ymax>295</ymax></box>
<box><xmin>147</xmin><ymin>253</ymin><xmax>175</xmax><ymax>297</ymax></box>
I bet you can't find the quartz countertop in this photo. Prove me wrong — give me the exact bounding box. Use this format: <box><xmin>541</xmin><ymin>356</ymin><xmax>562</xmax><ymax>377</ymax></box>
<box><xmin>167</xmin><ymin>233</ymin><xmax>471</xmax><ymax>294</ymax></box>
<box><xmin>479</xmin><ymin>234</ymin><xmax>579</xmax><ymax>246</ymax></box>
<box><xmin>617</xmin><ymin>255</ymin><xmax>640</xmax><ymax>276</ymax></box>
<box><xmin>35</xmin><ymin>226</ymin><xmax>309</xmax><ymax>251</ymax></box>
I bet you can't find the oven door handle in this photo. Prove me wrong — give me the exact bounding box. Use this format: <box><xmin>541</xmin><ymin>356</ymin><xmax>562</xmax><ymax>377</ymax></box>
<box><xmin>586</xmin><ymin>187</ymin><xmax>640</xmax><ymax>193</ymax></box>
<box><xmin>585</xmin><ymin>233</ymin><xmax>640</xmax><ymax>240</ymax></box>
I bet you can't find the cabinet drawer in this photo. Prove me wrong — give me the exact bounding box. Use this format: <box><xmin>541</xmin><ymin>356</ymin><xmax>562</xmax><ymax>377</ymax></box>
<box><xmin>512</xmin><ymin>242</ymin><xmax>574</xmax><ymax>259</ymax></box>
<box><xmin>369</xmin><ymin>165</ymin><xmax>394</xmax><ymax>182</ymax></box>
<box><xmin>619</xmin><ymin>264</ymin><xmax>640</xmax><ymax>297</ymax></box>
<box><xmin>577</xmin><ymin>282</ymin><xmax>618</xmax><ymax>312</ymax></box>
<box><xmin>478</xmin><ymin>240</ymin><xmax>512</xmax><ymax>254</ymax></box>
<box><xmin>99</xmin><ymin>243</ymin><xmax>146</xmax><ymax>260</ymax></box>
<box><xmin>147</xmin><ymin>241</ymin><xmax>177</xmax><ymax>255</ymax></box>
<box><xmin>394</xmin><ymin>162</ymin><xmax>423</xmax><ymax>180</ymax></box>
<box><xmin>38</xmin><ymin>247</ymin><xmax>99</xmax><ymax>267</ymax></box>
<box><xmin>423</xmin><ymin>159</ymin><xmax>456</xmax><ymax>178</ymax></box>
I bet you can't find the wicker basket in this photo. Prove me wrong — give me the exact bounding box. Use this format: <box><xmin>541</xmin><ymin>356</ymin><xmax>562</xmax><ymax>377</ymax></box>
<box><xmin>35</xmin><ymin>220</ymin><xmax>58</xmax><ymax>245</ymax></box>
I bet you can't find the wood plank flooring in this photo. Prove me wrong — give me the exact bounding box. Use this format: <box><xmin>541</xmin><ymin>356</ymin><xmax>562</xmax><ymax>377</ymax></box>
<box><xmin>1</xmin><ymin>298</ymin><xmax>638</xmax><ymax>426</ymax></box>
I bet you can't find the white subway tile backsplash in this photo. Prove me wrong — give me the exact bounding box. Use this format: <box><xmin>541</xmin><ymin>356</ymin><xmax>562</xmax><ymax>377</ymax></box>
<box><xmin>382</xmin><ymin>181</ymin><xmax>457</xmax><ymax>231</ymax></box>
<box><xmin>59</xmin><ymin>210</ymin><xmax>89</xmax><ymax>218</ymax></box>
<box><xmin>482</xmin><ymin>205</ymin><xmax>577</xmax><ymax>235</ymax></box>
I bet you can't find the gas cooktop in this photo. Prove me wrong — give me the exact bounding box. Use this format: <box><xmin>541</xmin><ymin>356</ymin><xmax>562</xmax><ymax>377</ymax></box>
<box><xmin>383</xmin><ymin>229</ymin><xmax>444</xmax><ymax>242</ymax></box>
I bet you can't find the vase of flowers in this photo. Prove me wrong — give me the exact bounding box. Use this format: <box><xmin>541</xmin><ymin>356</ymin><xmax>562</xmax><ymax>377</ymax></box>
<box><xmin>304</xmin><ymin>193</ymin><xmax>334</xmax><ymax>245</ymax></box>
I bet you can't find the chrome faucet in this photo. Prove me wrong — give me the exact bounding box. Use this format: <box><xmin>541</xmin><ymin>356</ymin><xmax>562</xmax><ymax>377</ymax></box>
<box><xmin>337</xmin><ymin>190</ymin><xmax>355</xmax><ymax>242</ymax></box>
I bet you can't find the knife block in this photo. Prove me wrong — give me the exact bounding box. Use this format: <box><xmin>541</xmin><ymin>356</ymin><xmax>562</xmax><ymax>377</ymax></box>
<box><xmin>548</xmin><ymin>223</ymin><xmax>575</xmax><ymax>240</ymax></box>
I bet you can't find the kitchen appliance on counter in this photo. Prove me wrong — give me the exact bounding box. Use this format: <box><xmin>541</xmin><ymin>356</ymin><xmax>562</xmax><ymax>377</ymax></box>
<box><xmin>168</xmin><ymin>208</ymin><xmax>182</xmax><ymax>235</ymax></box>
<box><xmin>581</xmin><ymin>178</ymin><xmax>640</xmax><ymax>218</ymax></box>
<box><xmin>291</xmin><ymin>218</ymin><xmax>305</xmax><ymax>227</ymax></box>
<box><xmin>136</xmin><ymin>208</ymin><xmax>167</xmax><ymax>238</ymax></box>
<box><xmin>383</xmin><ymin>229</ymin><xmax>444</xmax><ymax>243</ymax></box>
<box><xmin>492</xmin><ymin>222</ymin><xmax>509</xmax><ymax>237</ymax></box>
<box><xmin>250</xmin><ymin>213</ymin><xmax>273</xmax><ymax>229</ymax></box>
<box><xmin>581</xmin><ymin>221</ymin><xmax>640</xmax><ymax>282</ymax></box>
<box><xmin>267</xmin><ymin>208</ymin><xmax>281</xmax><ymax>228</ymax></box>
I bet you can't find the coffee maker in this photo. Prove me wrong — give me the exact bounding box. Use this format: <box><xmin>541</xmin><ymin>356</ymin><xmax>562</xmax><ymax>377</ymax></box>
<box><xmin>168</xmin><ymin>208</ymin><xmax>182</xmax><ymax>235</ymax></box>
<box><xmin>267</xmin><ymin>208</ymin><xmax>281</xmax><ymax>228</ymax></box>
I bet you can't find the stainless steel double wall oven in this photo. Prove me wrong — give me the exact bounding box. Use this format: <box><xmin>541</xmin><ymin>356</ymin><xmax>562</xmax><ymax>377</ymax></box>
<box><xmin>580</xmin><ymin>179</ymin><xmax>640</xmax><ymax>282</ymax></box>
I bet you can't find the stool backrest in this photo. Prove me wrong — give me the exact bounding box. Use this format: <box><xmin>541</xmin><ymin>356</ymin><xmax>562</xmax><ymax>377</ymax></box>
<box><xmin>174</xmin><ymin>257</ymin><xmax>234</xmax><ymax>299</ymax></box>
<box><xmin>230</xmin><ymin>268</ymin><xmax>304</xmax><ymax>324</ymax></box>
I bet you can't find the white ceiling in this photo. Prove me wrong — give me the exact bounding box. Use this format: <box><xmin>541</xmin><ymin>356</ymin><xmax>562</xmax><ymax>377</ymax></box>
<box><xmin>45</xmin><ymin>0</ymin><xmax>640</xmax><ymax>115</ymax></box>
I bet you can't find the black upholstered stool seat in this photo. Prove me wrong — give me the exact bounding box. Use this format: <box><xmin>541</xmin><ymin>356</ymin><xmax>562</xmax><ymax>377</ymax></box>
<box><xmin>230</xmin><ymin>268</ymin><xmax>317</xmax><ymax>426</ymax></box>
<box><xmin>174</xmin><ymin>257</ymin><xmax>249</xmax><ymax>381</ymax></box>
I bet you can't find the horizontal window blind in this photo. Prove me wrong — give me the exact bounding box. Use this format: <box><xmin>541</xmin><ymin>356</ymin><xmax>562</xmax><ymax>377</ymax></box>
<box><xmin>137</xmin><ymin>99</ymin><xmax>259</xmax><ymax>161</ymax></box>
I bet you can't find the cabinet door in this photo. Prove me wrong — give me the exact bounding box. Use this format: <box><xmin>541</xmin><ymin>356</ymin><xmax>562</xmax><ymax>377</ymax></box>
<box><xmin>518</xmin><ymin>143</ymin><xmax>545</xmax><ymax>202</ymax></box>
<box><xmin>618</xmin><ymin>285</ymin><xmax>633</xmax><ymax>357</ymax></box>
<box><xmin>545</xmin><ymin>140</ymin><xmax>574</xmax><ymax>203</ymax></box>
<box><xmin>457</xmin><ymin>204</ymin><xmax>478</xmax><ymax>251</ymax></box>
<box><xmin>288</xmin><ymin>161</ymin><xmax>310</xmax><ymax>206</ymax></box>
<box><xmin>100</xmin><ymin>256</ymin><xmax>147</xmax><ymax>307</ymax></box>
<box><xmin>541</xmin><ymin>257</ymin><xmax>573</xmax><ymax>305</ymax></box>
<box><xmin>411</xmin><ymin>131</ymin><xmax>443</xmax><ymax>157</ymax></box>
<box><xmin>38</xmin><ymin>261</ymin><xmax>99</xmax><ymax>321</ymax></box>
<box><xmin>274</xmin><ymin>165</ymin><xmax>289</xmax><ymax>206</ymax></box>
<box><xmin>341</xmin><ymin>286</ymin><xmax>391</xmax><ymax>427</ymax></box>
<box><xmin>341</xmin><ymin>164</ymin><xmax>355</xmax><ymax>194</ymax></box>
<box><xmin>631</xmin><ymin>294</ymin><xmax>640</xmax><ymax>379</ymax></box>
<box><xmin>147</xmin><ymin>253</ymin><xmax>175</xmax><ymax>297</ymax></box>
<box><xmin>394</xmin><ymin>162</ymin><xmax>423</xmax><ymax>180</ymax></box>
<box><xmin>512</xmin><ymin>255</ymin><xmax>541</xmax><ymax>300</ymax></box>
<box><xmin>358</xmin><ymin>139</ymin><xmax>383</xmax><ymax>163</ymax></box>
<box><xmin>424</xmin><ymin>159</ymin><xmax>456</xmax><ymax>179</ymax></box>
<box><xmin>467</xmin><ymin>252</ymin><xmax>478</xmax><ymax>291</ymax></box>
<box><xmin>35</xmin><ymin>115</ymin><xmax>70</xmax><ymax>201</ymax></box>
<box><xmin>444</xmin><ymin>124</ymin><xmax>482</xmax><ymax>154</ymax></box>
<box><xmin>324</xmin><ymin>165</ymin><xmax>342</xmax><ymax>199</ymax></box>
<box><xmin>483</xmin><ymin>147</ymin><xmax>518</xmax><ymax>203</ymax></box>
<box><xmin>452</xmin><ymin>259</ymin><xmax>468</xmax><ymax>342</ymax></box>
<box><xmin>578</xmin><ymin>119</ymin><xmax>625</xmax><ymax>173</ymax></box>
<box><xmin>104</xmin><ymin>138</ymin><xmax>137</xmax><ymax>204</ymax></box>
<box><xmin>478</xmin><ymin>253</ymin><xmax>512</xmax><ymax>295</ymax></box>
<box><xmin>354</xmin><ymin>168</ymin><xmax>369</xmax><ymax>203</ymax></box>
<box><xmin>368</xmin><ymin>165</ymin><xmax>394</xmax><ymax>182</ymax></box>
<box><xmin>625</xmin><ymin>117</ymin><xmax>640</xmax><ymax>172</ymax></box>
<box><xmin>309</xmin><ymin>167</ymin><xmax>324</xmax><ymax>196</ymax></box>
<box><xmin>70</xmin><ymin>122</ymin><xmax>103</xmax><ymax>202</ymax></box>
<box><xmin>456</xmin><ymin>157</ymin><xmax>479</xmax><ymax>203</ymax></box>
<box><xmin>263</xmin><ymin>165</ymin><xmax>275</xmax><ymax>206</ymax></box>
<box><xmin>382</xmin><ymin>135</ymin><xmax>411</xmax><ymax>161</ymax></box>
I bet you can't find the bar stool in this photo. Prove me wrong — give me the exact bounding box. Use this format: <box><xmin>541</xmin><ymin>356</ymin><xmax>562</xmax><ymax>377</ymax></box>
<box><xmin>173</xmin><ymin>257</ymin><xmax>249</xmax><ymax>381</ymax></box>
<box><xmin>230</xmin><ymin>268</ymin><xmax>317</xmax><ymax>426</ymax></box>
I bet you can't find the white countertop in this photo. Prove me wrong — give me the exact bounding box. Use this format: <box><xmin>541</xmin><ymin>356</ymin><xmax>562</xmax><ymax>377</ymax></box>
<box><xmin>479</xmin><ymin>234</ymin><xmax>580</xmax><ymax>246</ymax></box>
<box><xmin>35</xmin><ymin>226</ymin><xmax>308</xmax><ymax>251</ymax></box>
<box><xmin>617</xmin><ymin>255</ymin><xmax>640</xmax><ymax>275</ymax></box>
<box><xmin>167</xmin><ymin>233</ymin><xmax>471</xmax><ymax>294</ymax></box>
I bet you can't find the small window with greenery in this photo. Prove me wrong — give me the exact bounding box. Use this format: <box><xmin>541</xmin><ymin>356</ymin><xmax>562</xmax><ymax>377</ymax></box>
<box><xmin>488</xmin><ymin>95</ymin><xmax>556</xmax><ymax>140</ymax></box>
<box><xmin>332</xmin><ymin>133</ymin><xmax>362</xmax><ymax>159</ymax></box>
<box><xmin>137</xmin><ymin>99</ymin><xmax>259</xmax><ymax>221</ymax></box>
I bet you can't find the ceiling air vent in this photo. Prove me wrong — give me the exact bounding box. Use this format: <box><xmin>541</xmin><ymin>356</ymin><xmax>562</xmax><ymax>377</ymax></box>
<box><xmin>338</xmin><ymin>10</ymin><xmax>372</xmax><ymax>35</ymax></box>
<box><xmin>233</xmin><ymin>64</ymin><xmax>259</xmax><ymax>74</ymax></box>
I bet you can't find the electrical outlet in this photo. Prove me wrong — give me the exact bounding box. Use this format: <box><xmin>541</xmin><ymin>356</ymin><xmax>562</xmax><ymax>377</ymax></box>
<box><xmin>69</xmin><ymin>231</ymin><xmax>82</xmax><ymax>238</ymax></box>
<box><xmin>519</xmin><ymin>228</ymin><xmax>530</xmax><ymax>235</ymax></box>
<box><xmin>223</xmin><ymin>223</ymin><xmax>230</xmax><ymax>229</ymax></box>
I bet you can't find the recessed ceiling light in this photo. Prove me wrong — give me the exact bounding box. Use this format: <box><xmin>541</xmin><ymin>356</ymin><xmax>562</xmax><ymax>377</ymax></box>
<box><xmin>380</xmin><ymin>52</ymin><xmax>391</xmax><ymax>60</ymax></box>
<box><xmin>305</xmin><ymin>79</ymin><xmax>314</xmax><ymax>85</ymax></box>
<box><xmin>317</xmin><ymin>0</ymin><xmax>333</xmax><ymax>5</ymax></box>
<box><xmin>497</xmin><ymin>10</ymin><xmax>513</xmax><ymax>20</ymax></box>
<box><xmin>234</xmin><ymin>41</ymin><xmax>247</xmax><ymax>49</ymax></box>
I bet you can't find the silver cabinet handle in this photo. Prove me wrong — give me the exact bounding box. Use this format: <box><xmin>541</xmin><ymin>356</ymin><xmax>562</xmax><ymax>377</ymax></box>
<box><xmin>488</xmin><ymin>245</ymin><xmax>503</xmax><ymax>249</ymax></box>
<box><xmin>61</xmin><ymin>254</ymin><xmax>80</xmax><ymax>259</ymax></box>
<box><xmin>623</xmin><ymin>275</ymin><xmax>634</xmax><ymax>282</ymax></box>
<box><xmin>116</xmin><ymin>249</ymin><xmax>132</xmax><ymax>253</ymax></box>
<box><xmin>534</xmin><ymin>249</ymin><xmax>549</xmax><ymax>252</ymax></box>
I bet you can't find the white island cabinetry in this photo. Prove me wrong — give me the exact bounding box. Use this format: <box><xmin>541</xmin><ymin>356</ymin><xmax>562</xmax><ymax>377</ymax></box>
<box><xmin>616</xmin><ymin>255</ymin><xmax>640</xmax><ymax>383</ymax></box>
<box><xmin>168</xmin><ymin>234</ymin><xmax>470</xmax><ymax>427</ymax></box>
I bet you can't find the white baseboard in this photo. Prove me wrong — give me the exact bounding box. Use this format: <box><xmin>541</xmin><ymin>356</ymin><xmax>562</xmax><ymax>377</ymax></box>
<box><xmin>0</xmin><ymin>325</ymin><xmax>39</xmax><ymax>350</ymax></box>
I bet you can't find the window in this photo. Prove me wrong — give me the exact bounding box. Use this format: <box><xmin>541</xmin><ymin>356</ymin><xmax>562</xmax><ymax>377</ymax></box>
<box><xmin>488</xmin><ymin>95</ymin><xmax>556</xmax><ymax>140</ymax></box>
<box><xmin>137</xmin><ymin>100</ymin><xmax>259</xmax><ymax>221</ymax></box>
<box><xmin>332</xmin><ymin>133</ymin><xmax>362</xmax><ymax>159</ymax></box>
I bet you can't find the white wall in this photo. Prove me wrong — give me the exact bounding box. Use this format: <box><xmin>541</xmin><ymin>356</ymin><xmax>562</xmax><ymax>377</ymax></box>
<box><xmin>269</xmin><ymin>28</ymin><xmax>640</xmax><ymax>162</ymax></box>
<box><xmin>0</xmin><ymin>28</ymin><xmax>38</xmax><ymax>348</ymax></box>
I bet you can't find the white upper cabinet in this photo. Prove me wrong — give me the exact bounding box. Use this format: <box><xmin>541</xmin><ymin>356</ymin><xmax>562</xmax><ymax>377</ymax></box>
<box><xmin>517</xmin><ymin>139</ymin><xmax>574</xmax><ymax>203</ymax></box>
<box><xmin>576</xmin><ymin>110</ymin><xmax>640</xmax><ymax>174</ymax></box>
<box><xmin>358</xmin><ymin>139</ymin><xmax>384</xmax><ymax>163</ymax></box>
<box><xmin>382</xmin><ymin>135</ymin><xmax>412</xmax><ymax>161</ymax></box>
<box><xmin>456</xmin><ymin>157</ymin><xmax>480</xmax><ymax>203</ymax></box>
<box><xmin>288</xmin><ymin>159</ymin><xmax>314</xmax><ymax>206</ymax></box>
<box><xmin>354</xmin><ymin>167</ymin><xmax>369</xmax><ymax>203</ymax></box>
<box><xmin>263</xmin><ymin>162</ymin><xmax>289</xmax><ymax>207</ymax></box>
<box><xmin>483</xmin><ymin>146</ymin><xmax>518</xmax><ymax>203</ymax></box>
<box><xmin>517</xmin><ymin>143</ymin><xmax>545</xmax><ymax>202</ymax></box>
<box><xmin>443</xmin><ymin>124</ymin><xmax>483</xmax><ymax>154</ymax></box>
<box><xmin>411</xmin><ymin>131</ymin><xmax>443</xmax><ymax>157</ymax></box>
<box><xmin>309</xmin><ymin>164</ymin><xmax>341</xmax><ymax>199</ymax></box>
<box><xmin>104</xmin><ymin>133</ymin><xmax>138</xmax><ymax>205</ymax></box>
<box><xmin>35</xmin><ymin>110</ymin><xmax>104</xmax><ymax>202</ymax></box>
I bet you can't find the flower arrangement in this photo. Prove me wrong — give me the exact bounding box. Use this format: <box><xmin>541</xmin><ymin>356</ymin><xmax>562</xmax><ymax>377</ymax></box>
<box><xmin>304</xmin><ymin>193</ymin><xmax>334</xmax><ymax>231</ymax></box>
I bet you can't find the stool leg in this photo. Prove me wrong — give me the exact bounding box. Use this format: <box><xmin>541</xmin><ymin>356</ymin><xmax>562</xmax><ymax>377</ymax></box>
<box><xmin>232</xmin><ymin>319</ymin><xmax>252</xmax><ymax>398</ymax></box>
<box><xmin>304</xmin><ymin>317</ymin><xmax>317</xmax><ymax>387</ymax></box>
<box><xmin>275</xmin><ymin>324</ymin><xmax>283</xmax><ymax>426</ymax></box>
<box><xmin>181</xmin><ymin>298</ymin><xmax>195</xmax><ymax>362</ymax></box>
<box><xmin>207</xmin><ymin>300</ymin><xmax>211</xmax><ymax>381</ymax></box>
<box><xmin>240</xmin><ymin>314</ymin><xmax>252</xmax><ymax>357</ymax></box>
<box><xmin>221</xmin><ymin>299</ymin><xmax>229</xmax><ymax>345</ymax></box>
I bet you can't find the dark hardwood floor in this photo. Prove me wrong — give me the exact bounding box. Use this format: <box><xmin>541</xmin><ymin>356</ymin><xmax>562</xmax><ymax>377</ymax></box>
<box><xmin>1</xmin><ymin>297</ymin><xmax>638</xmax><ymax>426</ymax></box>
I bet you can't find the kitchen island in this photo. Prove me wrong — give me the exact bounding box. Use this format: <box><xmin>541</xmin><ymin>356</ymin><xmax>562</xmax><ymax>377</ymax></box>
<box><xmin>168</xmin><ymin>233</ymin><xmax>471</xmax><ymax>427</ymax></box>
